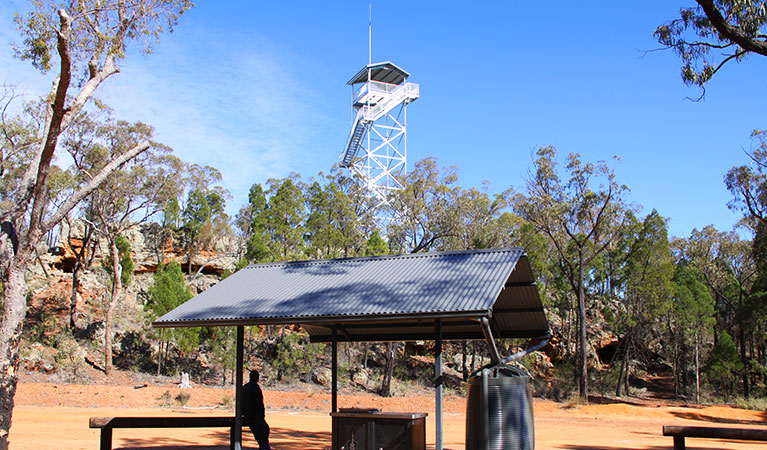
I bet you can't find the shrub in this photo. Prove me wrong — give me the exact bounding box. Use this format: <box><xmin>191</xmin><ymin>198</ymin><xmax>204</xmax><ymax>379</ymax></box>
<box><xmin>273</xmin><ymin>332</ymin><xmax>323</xmax><ymax>381</ymax></box>
<box><xmin>174</xmin><ymin>391</ymin><xmax>191</xmax><ymax>407</ymax></box>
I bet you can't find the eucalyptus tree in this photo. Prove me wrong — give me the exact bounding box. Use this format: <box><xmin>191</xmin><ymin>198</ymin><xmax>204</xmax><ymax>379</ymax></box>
<box><xmin>440</xmin><ymin>186</ymin><xmax>511</xmax><ymax>251</ymax></box>
<box><xmin>614</xmin><ymin>210</ymin><xmax>674</xmax><ymax>396</ymax></box>
<box><xmin>725</xmin><ymin>130</ymin><xmax>767</xmax><ymax>224</ymax></box>
<box><xmin>655</xmin><ymin>0</ymin><xmax>767</xmax><ymax>94</ymax></box>
<box><xmin>671</xmin><ymin>261</ymin><xmax>716</xmax><ymax>403</ymax></box>
<box><xmin>745</xmin><ymin>223</ymin><xmax>767</xmax><ymax>387</ymax></box>
<box><xmin>146</xmin><ymin>260</ymin><xmax>195</xmax><ymax>376</ymax></box>
<box><xmin>87</xmin><ymin>119</ymin><xmax>182</xmax><ymax>375</ymax></box>
<box><xmin>679</xmin><ymin>225</ymin><xmax>756</xmax><ymax>397</ymax></box>
<box><xmin>243</xmin><ymin>183</ymin><xmax>270</xmax><ymax>263</ymax></box>
<box><xmin>179</xmin><ymin>164</ymin><xmax>231</xmax><ymax>273</ymax></box>
<box><xmin>265</xmin><ymin>177</ymin><xmax>306</xmax><ymax>261</ymax></box>
<box><xmin>327</xmin><ymin>165</ymin><xmax>379</xmax><ymax>240</ymax></box>
<box><xmin>0</xmin><ymin>2</ymin><xmax>191</xmax><ymax>446</ymax></box>
<box><xmin>0</xmin><ymin>88</ymin><xmax>39</xmax><ymax>205</ymax></box>
<box><xmin>304</xmin><ymin>180</ymin><xmax>361</xmax><ymax>259</ymax></box>
<box><xmin>514</xmin><ymin>146</ymin><xmax>629</xmax><ymax>402</ymax></box>
<box><xmin>365</xmin><ymin>230</ymin><xmax>388</xmax><ymax>256</ymax></box>
<box><xmin>387</xmin><ymin>157</ymin><xmax>462</xmax><ymax>253</ymax></box>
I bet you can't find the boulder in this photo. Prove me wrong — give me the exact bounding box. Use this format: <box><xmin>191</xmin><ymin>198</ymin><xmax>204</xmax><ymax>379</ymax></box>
<box><xmin>312</xmin><ymin>368</ymin><xmax>332</xmax><ymax>386</ymax></box>
<box><xmin>351</xmin><ymin>368</ymin><xmax>369</xmax><ymax>387</ymax></box>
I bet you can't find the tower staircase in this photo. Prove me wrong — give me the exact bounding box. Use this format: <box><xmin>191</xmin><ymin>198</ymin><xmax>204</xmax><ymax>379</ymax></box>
<box><xmin>340</xmin><ymin>81</ymin><xmax>419</xmax><ymax>168</ymax></box>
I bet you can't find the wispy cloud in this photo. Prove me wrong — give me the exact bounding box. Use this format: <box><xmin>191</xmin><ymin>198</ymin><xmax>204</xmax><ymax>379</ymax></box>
<box><xmin>1</xmin><ymin>5</ymin><xmax>338</xmax><ymax>218</ymax></box>
<box><xmin>99</xmin><ymin>25</ymin><xmax>331</xmax><ymax>216</ymax></box>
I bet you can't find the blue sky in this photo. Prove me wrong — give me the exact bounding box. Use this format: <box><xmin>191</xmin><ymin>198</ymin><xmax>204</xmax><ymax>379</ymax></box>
<box><xmin>2</xmin><ymin>1</ymin><xmax>767</xmax><ymax>239</ymax></box>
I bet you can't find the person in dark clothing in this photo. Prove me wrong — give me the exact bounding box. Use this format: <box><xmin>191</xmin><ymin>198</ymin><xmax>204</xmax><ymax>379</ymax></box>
<box><xmin>242</xmin><ymin>370</ymin><xmax>271</xmax><ymax>450</ymax></box>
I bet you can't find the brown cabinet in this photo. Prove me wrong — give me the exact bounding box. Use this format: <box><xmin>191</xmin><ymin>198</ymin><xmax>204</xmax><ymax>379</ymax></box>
<box><xmin>331</xmin><ymin>409</ymin><xmax>426</xmax><ymax>450</ymax></box>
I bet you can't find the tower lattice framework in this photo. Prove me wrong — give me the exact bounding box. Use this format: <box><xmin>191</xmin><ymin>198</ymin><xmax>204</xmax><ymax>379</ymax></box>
<box><xmin>339</xmin><ymin>62</ymin><xmax>419</xmax><ymax>208</ymax></box>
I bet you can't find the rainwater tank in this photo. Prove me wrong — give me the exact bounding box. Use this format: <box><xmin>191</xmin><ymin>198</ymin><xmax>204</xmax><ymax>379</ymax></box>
<box><xmin>465</xmin><ymin>364</ymin><xmax>534</xmax><ymax>450</ymax></box>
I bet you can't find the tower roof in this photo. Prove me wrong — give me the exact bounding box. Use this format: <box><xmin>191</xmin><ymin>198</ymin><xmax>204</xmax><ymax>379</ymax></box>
<box><xmin>347</xmin><ymin>61</ymin><xmax>410</xmax><ymax>85</ymax></box>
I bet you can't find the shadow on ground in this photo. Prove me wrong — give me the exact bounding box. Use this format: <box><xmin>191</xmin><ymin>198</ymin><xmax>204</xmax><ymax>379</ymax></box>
<box><xmin>562</xmin><ymin>446</ymin><xmax>708</xmax><ymax>450</ymax></box>
<box><xmin>115</xmin><ymin>427</ymin><xmax>332</xmax><ymax>450</ymax></box>
<box><xmin>587</xmin><ymin>395</ymin><xmax>653</xmax><ymax>407</ymax></box>
<box><xmin>671</xmin><ymin>410</ymin><xmax>767</xmax><ymax>426</ymax></box>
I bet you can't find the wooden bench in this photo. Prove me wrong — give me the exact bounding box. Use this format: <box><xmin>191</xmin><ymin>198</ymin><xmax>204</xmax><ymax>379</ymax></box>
<box><xmin>663</xmin><ymin>425</ymin><xmax>767</xmax><ymax>449</ymax></box>
<box><xmin>89</xmin><ymin>416</ymin><xmax>236</xmax><ymax>450</ymax></box>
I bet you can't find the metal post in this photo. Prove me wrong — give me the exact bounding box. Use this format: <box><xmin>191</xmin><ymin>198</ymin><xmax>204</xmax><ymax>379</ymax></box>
<box><xmin>234</xmin><ymin>325</ymin><xmax>244</xmax><ymax>450</ymax></box>
<box><xmin>332</xmin><ymin>327</ymin><xmax>338</xmax><ymax>413</ymax></box>
<box><xmin>435</xmin><ymin>319</ymin><xmax>443</xmax><ymax>450</ymax></box>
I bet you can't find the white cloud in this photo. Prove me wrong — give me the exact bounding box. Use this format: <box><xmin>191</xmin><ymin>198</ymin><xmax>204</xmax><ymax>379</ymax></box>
<box><xmin>97</xmin><ymin>26</ymin><xmax>334</xmax><ymax>216</ymax></box>
<box><xmin>1</xmin><ymin>6</ymin><xmax>338</xmax><ymax>218</ymax></box>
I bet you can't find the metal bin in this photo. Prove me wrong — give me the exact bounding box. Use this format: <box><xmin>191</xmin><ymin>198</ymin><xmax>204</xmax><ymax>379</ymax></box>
<box><xmin>465</xmin><ymin>364</ymin><xmax>534</xmax><ymax>450</ymax></box>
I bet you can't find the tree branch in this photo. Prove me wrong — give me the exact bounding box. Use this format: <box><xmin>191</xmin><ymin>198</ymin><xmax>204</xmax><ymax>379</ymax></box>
<box><xmin>696</xmin><ymin>0</ymin><xmax>767</xmax><ymax>55</ymax></box>
<box><xmin>20</xmin><ymin>9</ymin><xmax>76</xmax><ymax>257</ymax></box>
<box><xmin>42</xmin><ymin>141</ymin><xmax>151</xmax><ymax>233</ymax></box>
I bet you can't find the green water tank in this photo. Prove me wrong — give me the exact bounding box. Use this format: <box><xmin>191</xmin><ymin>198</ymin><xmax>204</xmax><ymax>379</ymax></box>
<box><xmin>465</xmin><ymin>364</ymin><xmax>534</xmax><ymax>450</ymax></box>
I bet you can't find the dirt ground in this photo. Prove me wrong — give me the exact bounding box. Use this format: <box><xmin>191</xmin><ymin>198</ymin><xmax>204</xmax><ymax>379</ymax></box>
<box><xmin>8</xmin><ymin>381</ymin><xmax>767</xmax><ymax>450</ymax></box>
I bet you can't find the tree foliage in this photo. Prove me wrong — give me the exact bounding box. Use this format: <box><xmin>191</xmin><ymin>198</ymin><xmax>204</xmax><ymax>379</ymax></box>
<box><xmin>103</xmin><ymin>234</ymin><xmax>133</xmax><ymax>287</ymax></box>
<box><xmin>514</xmin><ymin>146</ymin><xmax>629</xmax><ymax>402</ymax></box>
<box><xmin>655</xmin><ymin>0</ymin><xmax>767</xmax><ymax>94</ymax></box>
<box><xmin>725</xmin><ymin>130</ymin><xmax>767</xmax><ymax>224</ymax></box>
<box><xmin>387</xmin><ymin>157</ymin><xmax>461</xmax><ymax>253</ymax></box>
<box><xmin>0</xmin><ymin>2</ymin><xmax>191</xmax><ymax>446</ymax></box>
<box><xmin>146</xmin><ymin>260</ymin><xmax>198</xmax><ymax>374</ymax></box>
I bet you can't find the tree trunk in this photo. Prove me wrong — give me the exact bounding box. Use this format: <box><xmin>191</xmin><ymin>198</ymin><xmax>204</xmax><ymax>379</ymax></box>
<box><xmin>70</xmin><ymin>265</ymin><xmax>81</xmax><ymax>330</ymax></box>
<box><xmin>380</xmin><ymin>342</ymin><xmax>397</xmax><ymax>397</ymax></box>
<box><xmin>624</xmin><ymin>342</ymin><xmax>630</xmax><ymax>396</ymax></box>
<box><xmin>462</xmin><ymin>340</ymin><xmax>468</xmax><ymax>381</ymax></box>
<box><xmin>695</xmin><ymin>332</ymin><xmax>700</xmax><ymax>405</ymax></box>
<box><xmin>577</xmin><ymin>257</ymin><xmax>589</xmax><ymax>402</ymax></box>
<box><xmin>739</xmin><ymin>327</ymin><xmax>749</xmax><ymax>399</ymax></box>
<box><xmin>157</xmin><ymin>341</ymin><xmax>161</xmax><ymax>377</ymax></box>
<box><xmin>104</xmin><ymin>238</ymin><xmax>122</xmax><ymax>376</ymax></box>
<box><xmin>68</xmin><ymin>222</ymin><xmax>92</xmax><ymax>330</ymax></box>
<box><xmin>0</xmin><ymin>266</ymin><xmax>29</xmax><ymax>450</ymax></box>
<box><xmin>615</xmin><ymin>339</ymin><xmax>626</xmax><ymax>397</ymax></box>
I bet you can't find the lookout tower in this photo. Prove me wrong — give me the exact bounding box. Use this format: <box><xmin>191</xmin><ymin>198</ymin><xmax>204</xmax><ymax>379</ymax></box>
<box><xmin>339</xmin><ymin>61</ymin><xmax>419</xmax><ymax>207</ymax></box>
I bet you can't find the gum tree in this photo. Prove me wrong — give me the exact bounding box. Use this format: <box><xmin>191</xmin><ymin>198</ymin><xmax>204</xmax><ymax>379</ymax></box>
<box><xmin>514</xmin><ymin>147</ymin><xmax>628</xmax><ymax>402</ymax></box>
<box><xmin>0</xmin><ymin>2</ymin><xmax>191</xmax><ymax>447</ymax></box>
<box><xmin>656</xmin><ymin>0</ymin><xmax>767</xmax><ymax>95</ymax></box>
<box><xmin>85</xmin><ymin>119</ymin><xmax>182</xmax><ymax>374</ymax></box>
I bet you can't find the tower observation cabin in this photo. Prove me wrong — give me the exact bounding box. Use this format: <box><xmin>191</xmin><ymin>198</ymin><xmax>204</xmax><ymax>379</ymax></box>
<box><xmin>339</xmin><ymin>61</ymin><xmax>419</xmax><ymax>206</ymax></box>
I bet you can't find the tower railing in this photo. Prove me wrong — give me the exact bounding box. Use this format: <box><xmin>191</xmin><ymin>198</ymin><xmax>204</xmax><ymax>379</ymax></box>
<box><xmin>361</xmin><ymin>82</ymin><xmax>419</xmax><ymax>122</ymax></box>
<box><xmin>353</xmin><ymin>81</ymin><xmax>401</xmax><ymax>104</ymax></box>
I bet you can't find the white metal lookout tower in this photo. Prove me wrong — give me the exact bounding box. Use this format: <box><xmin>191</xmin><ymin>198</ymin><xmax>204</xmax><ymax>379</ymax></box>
<box><xmin>339</xmin><ymin>61</ymin><xmax>419</xmax><ymax>206</ymax></box>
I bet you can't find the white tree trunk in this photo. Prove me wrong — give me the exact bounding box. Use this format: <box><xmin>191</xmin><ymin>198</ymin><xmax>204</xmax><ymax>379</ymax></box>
<box><xmin>577</xmin><ymin>257</ymin><xmax>589</xmax><ymax>402</ymax></box>
<box><xmin>104</xmin><ymin>238</ymin><xmax>122</xmax><ymax>375</ymax></box>
<box><xmin>0</xmin><ymin>265</ymin><xmax>30</xmax><ymax>450</ymax></box>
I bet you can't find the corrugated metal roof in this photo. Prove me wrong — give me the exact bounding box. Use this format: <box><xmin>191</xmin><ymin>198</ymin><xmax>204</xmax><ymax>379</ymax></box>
<box><xmin>347</xmin><ymin>61</ymin><xmax>410</xmax><ymax>85</ymax></box>
<box><xmin>153</xmin><ymin>248</ymin><xmax>550</xmax><ymax>342</ymax></box>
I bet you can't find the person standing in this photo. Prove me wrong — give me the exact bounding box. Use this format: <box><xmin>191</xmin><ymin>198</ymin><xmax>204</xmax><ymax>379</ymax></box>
<box><xmin>242</xmin><ymin>369</ymin><xmax>272</xmax><ymax>450</ymax></box>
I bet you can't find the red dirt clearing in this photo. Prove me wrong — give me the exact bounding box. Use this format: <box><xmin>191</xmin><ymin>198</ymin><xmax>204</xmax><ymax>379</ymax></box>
<box><xmin>8</xmin><ymin>382</ymin><xmax>767</xmax><ymax>449</ymax></box>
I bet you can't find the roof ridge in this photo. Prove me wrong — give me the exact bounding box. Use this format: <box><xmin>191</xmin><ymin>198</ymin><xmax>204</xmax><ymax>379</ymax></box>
<box><xmin>244</xmin><ymin>247</ymin><xmax>525</xmax><ymax>270</ymax></box>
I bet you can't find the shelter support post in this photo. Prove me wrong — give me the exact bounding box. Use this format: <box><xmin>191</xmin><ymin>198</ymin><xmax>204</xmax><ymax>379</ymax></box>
<box><xmin>234</xmin><ymin>325</ymin><xmax>244</xmax><ymax>450</ymax></box>
<box><xmin>435</xmin><ymin>319</ymin><xmax>443</xmax><ymax>450</ymax></box>
<box><xmin>332</xmin><ymin>327</ymin><xmax>338</xmax><ymax>413</ymax></box>
<box><xmin>480</xmin><ymin>317</ymin><xmax>501</xmax><ymax>365</ymax></box>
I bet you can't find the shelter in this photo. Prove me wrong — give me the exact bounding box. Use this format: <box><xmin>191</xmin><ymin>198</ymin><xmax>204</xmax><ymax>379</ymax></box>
<box><xmin>154</xmin><ymin>248</ymin><xmax>550</xmax><ymax>450</ymax></box>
